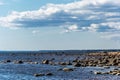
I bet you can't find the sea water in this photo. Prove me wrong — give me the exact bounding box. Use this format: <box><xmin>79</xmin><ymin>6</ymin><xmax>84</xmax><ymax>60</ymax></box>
<box><xmin>0</xmin><ymin>51</ymin><xmax>120</xmax><ymax>80</ymax></box>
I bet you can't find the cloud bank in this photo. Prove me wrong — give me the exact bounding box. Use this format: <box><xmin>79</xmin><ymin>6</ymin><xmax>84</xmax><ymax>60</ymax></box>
<box><xmin>0</xmin><ymin>0</ymin><xmax>120</xmax><ymax>39</ymax></box>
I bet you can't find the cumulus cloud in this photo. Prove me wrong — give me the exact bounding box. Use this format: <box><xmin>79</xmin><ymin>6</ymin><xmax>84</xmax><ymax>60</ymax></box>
<box><xmin>82</xmin><ymin>22</ymin><xmax>120</xmax><ymax>32</ymax></box>
<box><xmin>0</xmin><ymin>0</ymin><xmax>120</xmax><ymax>39</ymax></box>
<box><xmin>62</xmin><ymin>24</ymin><xmax>79</xmax><ymax>33</ymax></box>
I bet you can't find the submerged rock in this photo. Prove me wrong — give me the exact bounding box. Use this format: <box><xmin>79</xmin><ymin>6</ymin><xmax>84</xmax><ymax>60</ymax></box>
<box><xmin>46</xmin><ymin>72</ymin><xmax>53</xmax><ymax>76</ymax></box>
<box><xmin>34</xmin><ymin>73</ymin><xmax>45</xmax><ymax>77</ymax></box>
<box><xmin>103</xmin><ymin>66</ymin><xmax>110</xmax><ymax>69</ymax></box>
<box><xmin>63</xmin><ymin>68</ymin><xmax>74</xmax><ymax>71</ymax></box>
<box><xmin>14</xmin><ymin>60</ymin><xmax>23</xmax><ymax>64</ymax></box>
<box><xmin>58</xmin><ymin>68</ymin><xmax>63</xmax><ymax>71</ymax></box>
<box><xmin>34</xmin><ymin>72</ymin><xmax>53</xmax><ymax>77</ymax></box>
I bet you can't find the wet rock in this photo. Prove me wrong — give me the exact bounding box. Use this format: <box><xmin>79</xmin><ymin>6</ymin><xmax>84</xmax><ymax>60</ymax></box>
<box><xmin>34</xmin><ymin>73</ymin><xmax>45</xmax><ymax>77</ymax></box>
<box><xmin>73</xmin><ymin>63</ymin><xmax>81</xmax><ymax>67</ymax></box>
<box><xmin>103</xmin><ymin>66</ymin><xmax>110</xmax><ymax>69</ymax></box>
<box><xmin>30</xmin><ymin>62</ymin><xmax>38</xmax><ymax>64</ymax></box>
<box><xmin>66</xmin><ymin>61</ymin><xmax>72</xmax><ymax>65</ymax></box>
<box><xmin>5</xmin><ymin>60</ymin><xmax>11</xmax><ymax>63</ymax></box>
<box><xmin>110</xmin><ymin>72</ymin><xmax>117</xmax><ymax>75</ymax></box>
<box><xmin>14</xmin><ymin>60</ymin><xmax>23</xmax><ymax>64</ymax></box>
<box><xmin>46</xmin><ymin>72</ymin><xmax>53</xmax><ymax>76</ymax></box>
<box><xmin>113</xmin><ymin>68</ymin><xmax>119</xmax><ymax>71</ymax></box>
<box><xmin>93</xmin><ymin>70</ymin><xmax>120</xmax><ymax>75</ymax></box>
<box><xmin>51</xmin><ymin>58</ymin><xmax>55</xmax><ymax>61</ymax></box>
<box><xmin>94</xmin><ymin>71</ymin><xmax>102</xmax><ymax>74</ymax></box>
<box><xmin>72</xmin><ymin>59</ymin><xmax>78</xmax><ymax>62</ymax></box>
<box><xmin>58</xmin><ymin>62</ymin><xmax>67</xmax><ymax>65</ymax></box>
<box><xmin>42</xmin><ymin>60</ymin><xmax>49</xmax><ymax>64</ymax></box>
<box><xmin>102</xmin><ymin>72</ymin><xmax>109</xmax><ymax>74</ymax></box>
<box><xmin>63</xmin><ymin>68</ymin><xmax>74</xmax><ymax>71</ymax></box>
<box><xmin>58</xmin><ymin>68</ymin><xmax>62</xmax><ymax>71</ymax></box>
<box><xmin>49</xmin><ymin>61</ymin><xmax>55</xmax><ymax>65</ymax></box>
<box><xmin>34</xmin><ymin>62</ymin><xmax>38</xmax><ymax>64</ymax></box>
<box><xmin>116</xmin><ymin>73</ymin><xmax>120</xmax><ymax>76</ymax></box>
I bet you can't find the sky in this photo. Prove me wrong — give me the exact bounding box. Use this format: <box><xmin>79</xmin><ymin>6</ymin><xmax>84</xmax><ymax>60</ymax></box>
<box><xmin>0</xmin><ymin>0</ymin><xmax>120</xmax><ymax>50</ymax></box>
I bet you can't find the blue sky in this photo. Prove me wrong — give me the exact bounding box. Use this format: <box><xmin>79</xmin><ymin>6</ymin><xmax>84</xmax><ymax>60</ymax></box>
<box><xmin>0</xmin><ymin>0</ymin><xmax>120</xmax><ymax>50</ymax></box>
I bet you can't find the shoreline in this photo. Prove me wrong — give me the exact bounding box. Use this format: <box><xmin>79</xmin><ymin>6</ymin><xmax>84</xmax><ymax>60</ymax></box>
<box><xmin>0</xmin><ymin>50</ymin><xmax>120</xmax><ymax>79</ymax></box>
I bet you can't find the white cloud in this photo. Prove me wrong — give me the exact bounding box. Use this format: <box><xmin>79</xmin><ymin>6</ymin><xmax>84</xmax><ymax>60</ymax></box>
<box><xmin>0</xmin><ymin>0</ymin><xmax>120</xmax><ymax>39</ymax></box>
<box><xmin>83</xmin><ymin>22</ymin><xmax>120</xmax><ymax>32</ymax></box>
<box><xmin>63</xmin><ymin>24</ymin><xmax>79</xmax><ymax>32</ymax></box>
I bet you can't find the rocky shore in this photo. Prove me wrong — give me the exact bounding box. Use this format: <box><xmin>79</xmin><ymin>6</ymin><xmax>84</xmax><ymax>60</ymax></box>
<box><xmin>0</xmin><ymin>51</ymin><xmax>120</xmax><ymax>78</ymax></box>
<box><xmin>39</xmin><ymin>51</ymin><xmax>120</xmax><ymax>76</ymax></box>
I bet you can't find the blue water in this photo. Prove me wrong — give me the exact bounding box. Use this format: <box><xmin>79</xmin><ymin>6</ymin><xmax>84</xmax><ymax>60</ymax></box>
<box><xmin>0</xmin><ymin>51</ymin><xmax>120</xmax><ymax>80</ymax></box>
<box><xmin>0</xmin><ymin>63</ymin><xmax>120</xmax><ymax>80</ymax></box>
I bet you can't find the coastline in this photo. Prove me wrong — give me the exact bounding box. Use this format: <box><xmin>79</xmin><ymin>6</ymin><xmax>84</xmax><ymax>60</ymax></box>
<box><xmin>0</xmin><ymin>50</ymin><xmax>120</xmax><ymax>80</ymax></box>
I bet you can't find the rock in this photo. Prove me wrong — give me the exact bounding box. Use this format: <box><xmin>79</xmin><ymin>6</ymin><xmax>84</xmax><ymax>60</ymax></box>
<box><xmin>66</xmin><ymin>61</ymin><xmax>72</xmax><ymax>65</ymax></box>
<box><xmin>18</xmin><ymin>61</ymin><xmax>23</xmax><ymax>64</ymax></box>
<box><xmin>73</xmin><ymin>63</ymin><xmax>81</xmax><ymax>67</ymax></box>
<box><xmin>102</xmin><ymin>72</ymin><xmax>109</xmax><ymax>74</ymax></box>
<box><xmin>42</xmin><ymin>60</ymin><xmax>49</xmax><ymax>64</ymax></box>
<box><xmin>90</xmin><ymin>71</ymin><xmax>93</xmax><ymax>73</ymax></box>
<box><xmin>30</xmin><ymin>62</ymin><xmax>38</xmax><ymax>64</ymax></box>
<box><xmin>58</xmin><ymin>68</ymin><xmax>62</xmax><ymax>71</ymax></box>
<box><xmin>14</xmin><ymin>60</ymin><xmax>23</xmax><ymax>64</ymax></box>
<box><xmin>72</xmin><ymin>59</ymin><xmax>78</xmax><ymax>62</ymax></box>
<box><xmin>51</xmin><ymin>58</ymin><xmax>55</xmax><ymax>61</ymax></box>
<box><xmin>107</xmin><ymin>69</ymin><xmax>120</xmax><ymax>75</ymax></box>
<box><xmin>49</xmin><ymin>61</ymin><xmax>55</xmax><ymax>65</ymax></box>
<box><xmin>6</xmin><ymin>60</ymin><xmax>11</xmax><ymax>63</ymax></box>
<box><xmin>94</xmin><ymin>71</ymin><xmax>102</xmax><ymax>74</ymax></box>
<box><xmin>46</xmin><ymin>72</ymin><xmax>53</xmax><ymax>76</ymax></box>
<box><xmin>113</xmin><ymin>68</ymin><xmax>119</xmax><ymax>71</ymax></box>
<box><xmin>34</xmin><ymin>62</ymin><xmax>38</xmax><ymax>64</ymax></box>
<box><xmin>29</xmin><ymin>62</ymin><xmax>38</xmax><ymax>64</ymax></box>
<box><xmin>116</xmin><ymin>73</ymin><xmax>120</xmax><ymax>76</ymax></box>
<box><xmin>110</xmin><ymin>72</ymin><xmax>117</xmax><ymax>75</ymax></box>
<box><xmin>103</xmin><ymin>66</ymin><xmax>110</xmax><ymax>69</ymax></box>
<box><xmin>58</xmin><ymin>62</ymin><xmax>67</xmax><ymax>65</ymax></box>
<box><xmin>34</xmin><ymin>73</ymin><xmax>45</xmax><ymax>77</ymax></box>
<box><xmin>63</xmin><ymin>68</ymin><xmax>74</xmax><ymax>71</ymax></box>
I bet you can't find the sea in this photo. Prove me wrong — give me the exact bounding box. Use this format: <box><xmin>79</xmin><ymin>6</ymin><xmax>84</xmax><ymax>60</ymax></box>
<box><xmin>0</xmin><ymin>50</ymin><xmax>120</xmax><ymax>80</ymax></box>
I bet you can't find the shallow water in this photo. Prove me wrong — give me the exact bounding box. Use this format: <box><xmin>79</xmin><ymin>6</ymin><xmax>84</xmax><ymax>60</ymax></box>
<box><xmin>0</xmin><ymin>63</ymin><xmax>120</xmax><ymax>80</ymax></box>
<box><xmin>0</xmin><ymin>51</ymin><xmax>120</xmax><ymax>80</ymax></box>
